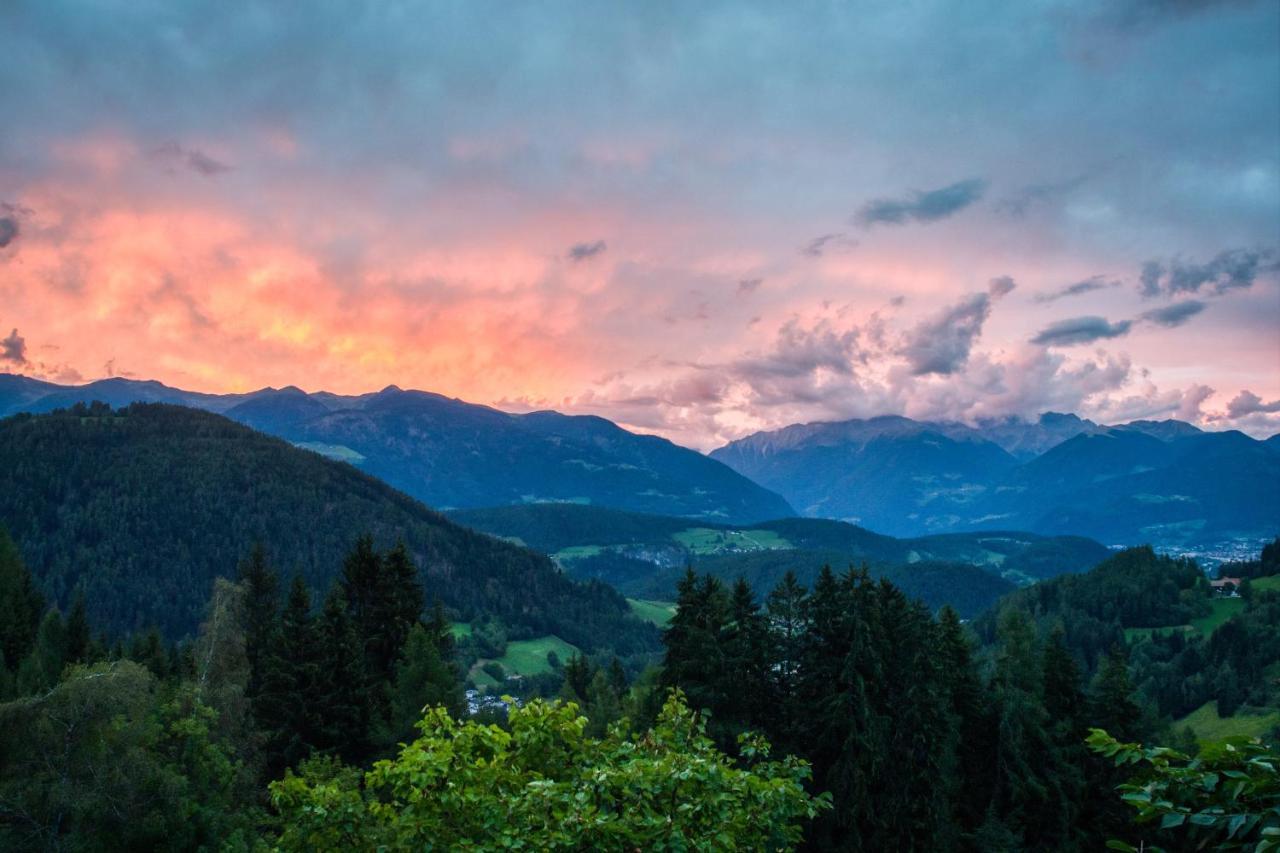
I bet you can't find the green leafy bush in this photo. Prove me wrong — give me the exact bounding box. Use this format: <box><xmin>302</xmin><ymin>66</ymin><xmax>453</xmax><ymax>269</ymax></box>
<box><xmin>270</xmin><ymin>690</ymin><xmax>827</xmax><ymax>850</ymax></box>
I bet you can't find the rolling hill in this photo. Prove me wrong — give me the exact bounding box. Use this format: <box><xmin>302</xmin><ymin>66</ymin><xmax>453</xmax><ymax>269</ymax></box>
<box><xmin>0</xmin><ymin>374</ymin><xmax>794</xmax><ymax>524</ymax></box>
<box><xmin>0</xmin><ymin>404</ymin><xmax>657</xmax><ymax>654</ymax></box>
<box><xmin>449</xmin><ymin>503</ymin><xmax>1111</xmax><ymax>615</ymax></box>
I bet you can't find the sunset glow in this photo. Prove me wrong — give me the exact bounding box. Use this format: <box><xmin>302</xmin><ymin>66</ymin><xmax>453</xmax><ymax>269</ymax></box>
<box><xmin>2</xmin><ymin>2</ymin><xmax>1277</xmax><ymax>449</ymax></box>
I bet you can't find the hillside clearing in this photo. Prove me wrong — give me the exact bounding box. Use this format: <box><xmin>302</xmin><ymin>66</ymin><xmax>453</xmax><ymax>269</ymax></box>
<box><xmin>628</xmin><ymin>599</ymin><xmax>676</xmax><ymax>627</ymax></box>
<box><xmin>1177</xmin><ymin>701</ymin><xmax>1280</xmax><ymax>743</ymax></box>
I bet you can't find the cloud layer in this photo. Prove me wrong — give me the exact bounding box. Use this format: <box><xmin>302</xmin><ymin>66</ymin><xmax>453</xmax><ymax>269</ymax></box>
<box><xmin>0</xmin><ymin>0</ymin><xmax>1276</xmax><ymax>447</ymax></box>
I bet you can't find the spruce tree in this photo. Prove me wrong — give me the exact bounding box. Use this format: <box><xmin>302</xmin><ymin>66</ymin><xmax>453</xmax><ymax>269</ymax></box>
<box><xmin>16</xmin><ymin>609</ymin><xmax>68</xmax><ymax>695</ymax></box>
<box><xmin>660</xmin><ymin>572</ymin><xmax>729</xmax><ymax>721</ymax></box>
<box><xmin>382</xmin><ymin>623</ymin><xmax>464</xmax><ymax>747</ymax></box>
<box><xmin>763</xmin><ymin>569</ymin><xmax>808</xmax><ymax>741</ymax></box>
<box><xmin>65</xmin><ymin>590</ymin><xmax>92</xmax><ymax>665</ymax></box>
<box><xmin>383</xmin><ymin>541</ymin><xmax>425</xmax><ymax>669</ymax></box>
<box><xmin>314</xmin><ymin>585</ymin><xmax>370</xmax><ymax>762</ymax></box>
<box><xmin>719</xmin><ymin>577</ymin><xmax>769</xmax><ymax>740</ymax></box>
<box><xmin>935</xmin><ymin>605</ymin><xmax>993</xmax><ymax>841</ymax></box>
<box><xmin>237</xmin><ymin>542</ymin><xmax>280</xmax><ymax>700</ymax></box>
<box><xmin>0</xmin><ymin>526</ymin><xmax>43</xmax><ymax>671</ymax></box>
<box><xmin>257</xmin><ymin>576</ymin><xmax>321</xmax><ymax>776</ymax></box>
<box><xmin>989</xmin><ymin>608</ymin><xmax>1059</xmax><ymax>848</ymax></box>
<box><xmin>1040</xmin><ymin>628</ymin><xmax>1088</xmax><ymax>847</ymax></box>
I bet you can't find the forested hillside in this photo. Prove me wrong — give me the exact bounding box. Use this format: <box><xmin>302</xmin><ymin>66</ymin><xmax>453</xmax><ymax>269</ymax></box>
<box><xmin>657</xmin><ymin>542</ymin><xmax>1280</xmax><ymax>849</ymax></box>
<box><xmin>0</xmin><ymin>375</ymin><xmax>796</xmax><ymax>524</ymax></box>
<box><xmin>0</xmin><ymin>404</ymin><xmax>656</xmax><ymax>654</ymax></box>
<box><xmin>450</xmin><ymin>503</ymin><xmax>1109</xmax><ymax>615</ymax></box>
<box><xmin>975</xmin><ymin>543</ymin><xmax>1280</xmax><ymax>728</ymax></box>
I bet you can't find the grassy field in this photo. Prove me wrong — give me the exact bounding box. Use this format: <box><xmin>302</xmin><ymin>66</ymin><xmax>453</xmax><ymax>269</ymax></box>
<box><xmin>628</xmin><ymin>598</ymin><xmax>676</xmax><ymax>627</ymax></box>
<box><xmin>292</xmin><ymin>442</ymin><xmax>366</xmax><ymax>463</ymax></box>
<box><xmin>468</xmin><ymin>635</ymin><xmax>582</xmax><ymax>689</ymax></box>
<box><xmin>1251</xmin><ymin>575</ymin><xmax>1280</xmax><ymax>592</ymax></box>
<box><xmin>672</xmin><ymin>527</ymin><xmax>792</xmax><ymax>554</ymax></box>
<box><xmin>1126</xmin><ymin>597</ymin><xmax>1245</xmax><ymax>643</ymax></box>
<box><xmin>1190</xmin><ymin>598</ymin><xmax>1246</xmax><ymax>635</ymax></box>
<box><xmin>552</xmin><ymin>545</ymin><xmax>605</xmax><ymax>562</ymax></box>
<box><xmin>1177</xmin><ymin>701</ymin><xmax>1280</xmax><ymax>743</ymax></box>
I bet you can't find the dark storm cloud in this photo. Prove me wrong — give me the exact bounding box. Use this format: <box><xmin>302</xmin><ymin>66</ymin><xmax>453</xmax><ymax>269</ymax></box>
<box><xmin>1138</xmin><ymin>300</ymin><xmax>1206</xmax><ymax>327</ymax></box>
<box><xmin>1031</xmin><ymin>316</ymin><xmax>1132</xmax><ymax>347</ymax></box>
<box><xmin>568</xmin><ymin>240</ymin><xmax>607</xmax><ymax>261</ymax></box>
<box><xmin>855</xmin><ymin>179</ymin><xmax>987</xmax><ymax>228</ymax></box>
<box><xmin>899</xmin><ymin>277</ymin><xmax>1015</xmax><ymax>375</ymax></box>
<box><xmin>1034</xmin><ymin>275</ymin><xmax>1120</xmax><ymax>303</ymax></box>
<box><xmin>1139</xmin><ymin>248</ymin><xmax>1276</xmax><ymax>297</ymax></box>
<box><xmin>1</xmin><ymin>328</ymin><xmax>27</xmax><ymax>364</ymax></box>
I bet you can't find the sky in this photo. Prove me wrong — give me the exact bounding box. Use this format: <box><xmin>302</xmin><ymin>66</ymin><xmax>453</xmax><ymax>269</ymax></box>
<box><xmin>1</xmin><ymin>0</ymin><xmax>1277</xmax><ymax>450</ymax></box>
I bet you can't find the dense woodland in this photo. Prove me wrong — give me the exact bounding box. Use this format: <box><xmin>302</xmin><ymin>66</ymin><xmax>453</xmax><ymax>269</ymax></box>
<box><xmin>2</xmin><ymin>520</ymin><xmax>1277</xmax><ymax>849</ymax></box>
<box><xmin>0</xmin><ymin>404</ymin><xmax>657</xmax><ymax>655</ymax></box>
<box><xmin>655</xmin><ymin>545</ymin><xmax>1280</xmax><ymax>850</ymax></box>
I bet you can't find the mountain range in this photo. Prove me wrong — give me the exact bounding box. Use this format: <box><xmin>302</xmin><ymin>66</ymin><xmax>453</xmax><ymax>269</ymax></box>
<box><xmin>711</xmin><ymin>413</ymin><xmax>1280</xmax><ymax>543</ymax></box>
<box><xmin>0</xmin><ymin>375</ymin><xmax>792</xmax><ymax>524</ymax></box>
<box><xmin>3</xmin><ymin>373</ymin><xmax>1275</xmax><ymax>548</ymax></box>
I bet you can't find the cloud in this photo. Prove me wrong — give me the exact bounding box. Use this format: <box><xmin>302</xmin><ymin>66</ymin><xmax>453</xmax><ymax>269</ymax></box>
<box><xmin>855</xmin><ymin>179</ymin><xmax>987</xmax><ymax>228</ymax></box>
<box><xmin>1089</xmin><ymin>0</ymin><xmax>1262</xmax><ymax>33</ymax></box>
<box><xmin>801</xmin><ymin>233</ymin><xmax>857</xmax><ymax>257</ymax></box>
<box><xmin>1034</xmin><ymin>275</ymin><xmax>1120</xmax><ymax>303</ymax></box>
<box><xmin>1138</xmin><ymin>300</ymin><xmax>1207</xmax><ymax>327</ymax></box>
<box><xmin>150</xmin><ymin>142</ymin><xmax>232</xmax><ymax>177</ymax></box>
<box><xmin>1031</xmin><ymin>315</ymin><xmax>1132</xmax><ymax>347</ymax></box>
<box><xmin>1226</xmin><ymin>389</ymin><xmax>1280</xmax><ymax>418</ymax></box>
<box><xmin>567</xmin><ymin>240</ymin><xmax>607</xmax><ymax>261</ymax></box>
<box><xmin>1</xmin><ymin>328</ymin><xmax>28</xmax><ymax>364</ymax></box>
<box><xmin>736</xmin><ymin>278</ymin><xmax>762</xmax><ymax>296</ymax></box>
<box><xmin>996</xmin><ymin>174</ymin><xmax>1090</xmax><ymax>218</ymax></box>
<box><xmin>898</xmin><ymin>277</ymin><xmax>1014</xmax><ymax>375</ymax></box>
<box><xmin>1139</xmin><ymin>248</ymin><xmax>1276</xmax><ymax>297</ymax></box>
<box><xmin>1177</xmin><ymin>383</ymin><xmax>1215</xmax><ymax>421</ymax></box>
<box><xmin>0</xmin><ymin>216</ymin><xmax>17</xmax><ymax>248</ymax></box>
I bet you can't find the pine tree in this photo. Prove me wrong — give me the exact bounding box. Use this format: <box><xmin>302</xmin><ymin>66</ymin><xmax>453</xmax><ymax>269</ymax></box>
<box><xmin>382</xmin><ymin>623</ymin><xmax>464</xmax><ymax>747</ymax></box>
<box><xmin>1089</xmin><ymin>647</ymin><xmax>1142</xmax><ymax>743</ymax></box>
<box><xmin>562</xmin><ymin>653</ymin><xmax>592</xmax><ymax>702</ymax></box>
<box><xmin>128</xmin><ymin>628</ymin><xmax>170</xmax><ymax>679</ymax></box>
<box><xmin>660</xmin><ymin>572</ymin><xmax>729</xmax><ymax>722</ymax></box>
<box><xmin>935</xmin><ymin>605</ymin><xmax>993</xmax><ymax>842</ymax></box>
<box><xmin>0</xmin><ymin>526</ymin><xmax>43</xmax><ymax>671</ymax></box>
<box><xmin>16</xmin><ymin>609</ymin><xmax>68</xmax><ymax>694</ymax></box>
<box><xmin>719</xmin><ymin>577</ymin><xmax>770</xmax><ymax>740</ymax></box>
<box><xmin>584</xmin><ymin>668</ymin><xmax>623</xmax><ymax>738</ymax></box>
<box><xmin>237</xmin><ymin>542</ymin><xmax>280</xmax><ymax>700</ymax></box>
<box><xmin>257</xmin><ymin>576</ymin><xmax>321</xmax><ymax>777</ymax></box>
<box><xmin>988</xmin><ymin>608</ymin><xmax>1061</xmax><ymax>848</ymax></box>
<box><xmin>1039</xmin><ymin>628</ymin><xmax>1088</xmax><ymax>848</ymax></box>
<box><xmin>764</xmin><ymin>569</ymin><xmax>808</xmax><ymax>741</ymax></box>
<box><xmin>314</xmin><ymin>585</ymin><xmax>370</xmax><ymax>762</ymax></box>
<box><xmin>383</xmin><ymin>541</ymin><xmax>425</xmax><ymax>668</ymax></box>
<box><xmin>65</xmin><ymin>590</ymin><xmax>92</xmax><ymax>665</ymax></box>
